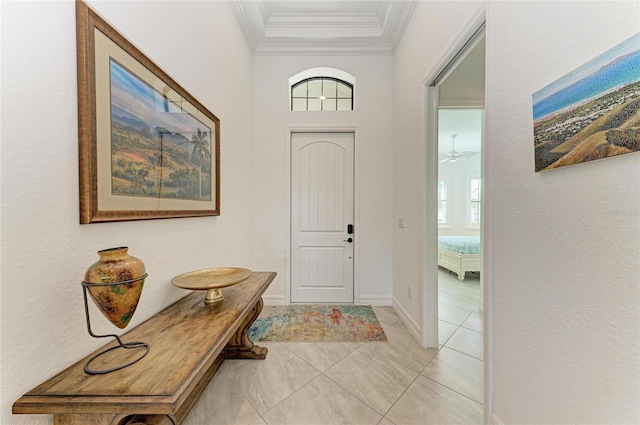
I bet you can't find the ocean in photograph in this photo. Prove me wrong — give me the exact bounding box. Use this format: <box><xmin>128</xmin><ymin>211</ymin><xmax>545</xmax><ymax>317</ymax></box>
<box><xmin>533</xmin><ymin>33</ymin><xmax>640</xmax><ymax>172</ymax></box>
<box><xmin>533</xmin><ymin>49</ymin><xmax>640</xmax><ymax>120</ymax></box>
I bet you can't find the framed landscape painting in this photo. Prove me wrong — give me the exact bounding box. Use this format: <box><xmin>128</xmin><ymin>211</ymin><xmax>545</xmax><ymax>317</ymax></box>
<box><xmin>533</xmin><ymin>33</ymin><xmax>640</xmax><ymax>172</ymax></box>
<box><xmin>76</xmin><ymin>1</ymin><xmax>220</xmax><ymax>223</ymax></box>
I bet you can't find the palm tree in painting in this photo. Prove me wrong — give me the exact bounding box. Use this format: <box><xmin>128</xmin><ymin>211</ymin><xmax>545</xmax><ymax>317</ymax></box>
<box><xmin>191</xmin><ymin>128</ymin><xmax>211</xmax><ymax>199</ymax></box>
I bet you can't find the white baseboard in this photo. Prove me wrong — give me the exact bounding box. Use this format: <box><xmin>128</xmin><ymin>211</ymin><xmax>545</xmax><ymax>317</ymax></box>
<box><xmin>262</xmin><ymin>295</ymin><xmax>287</xmax><ymax>305</ymax></box>
<box><xmin>358</xmin><ymin>295</ymin><xmax>392</xmax><ymax>306</ymax></box>
<box><xmin>263</xmin><ymin>295</ymin><xmax>392</xmax><ymax>307</ymax></box>
<box><xmin>391</xmin><ymin>297</ymin><xmax>422</xmax><ymax>342</ymax></box>
<box><xmin>490</xmin><ymin>413</ymin><xmax>504</xmax><ymax>425</ymax></box>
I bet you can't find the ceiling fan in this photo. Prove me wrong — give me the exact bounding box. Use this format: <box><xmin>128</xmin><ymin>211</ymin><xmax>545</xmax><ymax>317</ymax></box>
<box><xmin>440</xmin><ymin>134</ymin><xmax>467</xmax><ymax>163</ymax></box>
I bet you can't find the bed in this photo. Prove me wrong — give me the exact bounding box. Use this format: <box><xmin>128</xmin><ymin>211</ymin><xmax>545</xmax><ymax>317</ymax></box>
<box><xmin>438</xmin><ymin>235</ymin><xmax>481</xmax><ymax>282</ymax></box>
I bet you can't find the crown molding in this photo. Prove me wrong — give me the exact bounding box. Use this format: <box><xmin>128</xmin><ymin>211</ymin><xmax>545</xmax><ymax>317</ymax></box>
<box><xmin>230</xmin><ymin>0</ymin><xmax>416</xmax><ymax>55</ymax></box>
<box><xmin>254</xmin><ymin>43</ymin><xmax>396</xmax><ymax>56</ymax></box>
<box><xmin>386</xmin><ymin>1</ymin><xmax>418</xmax><ymax>51</ymax></box>
<box><xmin>228</xmin><ymin>0</ymin><xmax>262</xmax><ymax>52</ymax></box>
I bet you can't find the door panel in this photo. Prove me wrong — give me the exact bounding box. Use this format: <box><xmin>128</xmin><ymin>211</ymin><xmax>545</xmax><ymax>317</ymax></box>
<box><xmin>291</xmin><ymin>132</ymin><xmax>354</xmax><ymax>303</ymax></box>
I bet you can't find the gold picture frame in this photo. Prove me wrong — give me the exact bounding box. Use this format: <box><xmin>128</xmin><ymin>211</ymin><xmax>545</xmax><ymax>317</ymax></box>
<box><xmin>76</xmin><ymin>1</ymin><xmax>220</xmax><ymax>224</ymax></box>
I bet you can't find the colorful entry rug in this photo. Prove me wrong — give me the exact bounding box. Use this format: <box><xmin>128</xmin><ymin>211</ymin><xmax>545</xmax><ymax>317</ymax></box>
<box><xmin>249</xmin><ymin>305</ymin><xmax>388</xmax><ymax>342</ymax></box>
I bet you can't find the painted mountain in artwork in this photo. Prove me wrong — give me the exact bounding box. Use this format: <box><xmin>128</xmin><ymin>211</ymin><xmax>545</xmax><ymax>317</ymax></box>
<box><xmin>109</xmin><ymin>60</ymin><xmax>212</xmax><ymax>200</ymax></box>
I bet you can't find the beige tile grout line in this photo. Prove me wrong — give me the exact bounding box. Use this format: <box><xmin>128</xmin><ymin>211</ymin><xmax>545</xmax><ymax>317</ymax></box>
<box><xmin>224</xmin><ymin>300</ymin><xmax>482</xmax><ymax>424</ymax></box>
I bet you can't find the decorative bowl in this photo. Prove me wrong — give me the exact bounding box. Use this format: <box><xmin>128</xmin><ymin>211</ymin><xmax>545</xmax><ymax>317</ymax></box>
<box><xmin>171</xmin><ymin>267</ymin><xmax>252</xmax><ymax>305</ymax></box>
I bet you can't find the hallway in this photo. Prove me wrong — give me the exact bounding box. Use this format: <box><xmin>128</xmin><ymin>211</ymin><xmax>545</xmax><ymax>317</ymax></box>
<box><xmin>184</xmin><ymin>270</ymin><xmax>483</xmax><ymax>424</ymax></box>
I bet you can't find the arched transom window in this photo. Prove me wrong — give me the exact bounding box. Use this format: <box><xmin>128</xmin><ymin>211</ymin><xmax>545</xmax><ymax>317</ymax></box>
<box><xmin>289</xmin><ymin>68</ymin><xmax>355</xmax><ymax>112</ymax></box>
<box><xmin>291</xmin><ymin>77</ymin><xmax>353</xmax><ymax>111</ymax></box>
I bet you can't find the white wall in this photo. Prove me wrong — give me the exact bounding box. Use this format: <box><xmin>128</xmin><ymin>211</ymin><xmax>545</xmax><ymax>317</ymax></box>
<box><xmin>393</xmin><ymin>0</ymin><xmax>484</xmax><ymax>334</ymax></box>
<box><xmin>439</xmin><ymin>40</ymin><xmax>485</xmax><ymax>108</ymax></box>
<box><xmin>0</xmin><ymin>1</ymin><xmax>254</xmax><ymax>424</ymax></box>
<box><xmin>396</xmin><ymin>1</ymin><xmax>639</xmax><ymax>421</ymax></box>
<box><xmin>439</xmin><ymin>156</ymin><xmax>481</xmax><ymax>236</ymax></box>
<box><xmin>486</xmin><ymin>2</ymin><xmax>640</xmax><ymax>422</ymax></box>
<box><xmin>252</xmin><ymin>55</ymin><xmax>394</xmax><ymax>305</ymax></box>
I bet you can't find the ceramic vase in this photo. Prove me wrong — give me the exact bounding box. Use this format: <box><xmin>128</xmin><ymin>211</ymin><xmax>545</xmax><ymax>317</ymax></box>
<box><xmin>84</xmin><ymin>247</ymin><xmax>146</xmax><ymax>329</ymax></box>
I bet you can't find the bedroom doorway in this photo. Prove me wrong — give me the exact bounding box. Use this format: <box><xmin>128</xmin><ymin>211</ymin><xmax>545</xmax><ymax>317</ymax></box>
<box><xmin>422</xmin><ymin>13</ymin><xmax>487</xmax><ymax>418</ymax></box>
<box><xmin>423</xmin><ymin>27</ymin><xmax>485</xmax><ymax>346</ymax></box>
<box><xmin>436</xmin><ymin>107</ymin><xmax>483</xmax><ymax>349</ymax></box>
<box><xmin>437</xmin><ymin>109</ymin><xmax>483</xmax><ymax>277</ymax></box>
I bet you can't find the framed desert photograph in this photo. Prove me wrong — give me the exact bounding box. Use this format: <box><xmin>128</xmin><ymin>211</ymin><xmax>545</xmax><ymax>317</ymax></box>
<box><xmin>533</xmin><ymin>32</ymin><xmax>640</xmax><ymax>172</ymax></box>
<box><xmin>76</xmin><ymin>1</ymin><xmax>220</xmax><ymax>223</ymax></box>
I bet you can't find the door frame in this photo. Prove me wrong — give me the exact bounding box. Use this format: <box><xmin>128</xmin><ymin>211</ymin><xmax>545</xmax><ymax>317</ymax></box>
<box><xmin>284</xmin><ymin>126</ymin><xmax>360</xmax><ymax>305</ymax></box>
<box><xmin>420</xmin><ymin>5</ymin><xmax>492</xmax><ymax>424</ymax></box>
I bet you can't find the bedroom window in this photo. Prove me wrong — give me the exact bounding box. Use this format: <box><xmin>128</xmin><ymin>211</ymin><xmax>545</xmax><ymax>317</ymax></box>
<box><xmin>467</xmin><ymin>176</ymin><xmax>481</xmax><ymax>227</ymax></box>
<box><xmin>438</xmin><ymin>178</ymin><xmax>448</xmax><ymax>225</ymax></box>
<box><xmin>289</xmin><ymin>68</ymin><xmax>356</xmax><ymax>112</ymax></box>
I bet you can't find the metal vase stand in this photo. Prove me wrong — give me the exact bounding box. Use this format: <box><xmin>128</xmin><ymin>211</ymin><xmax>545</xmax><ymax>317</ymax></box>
<box><xmin>81</xmin><ymin>275</ymin><xmax>150</xmax><ymax>375</ymax></box>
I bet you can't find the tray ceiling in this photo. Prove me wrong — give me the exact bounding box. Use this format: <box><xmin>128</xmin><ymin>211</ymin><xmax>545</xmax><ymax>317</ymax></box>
<box><xmin>230</xmin><ymin>0</ymin><xmax>417</xmax><ymax>55</ymax></box>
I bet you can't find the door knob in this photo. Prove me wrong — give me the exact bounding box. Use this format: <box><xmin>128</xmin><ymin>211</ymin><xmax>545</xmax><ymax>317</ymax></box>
<box><xmin>343</xmin><ymin>238</ymin><xmax>353</xmax><ymax>243</ymax></box>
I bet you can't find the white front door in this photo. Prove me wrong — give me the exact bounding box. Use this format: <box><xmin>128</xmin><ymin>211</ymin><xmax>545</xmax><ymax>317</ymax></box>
<box><xmin>291</xmin><ymin>132</ymin><xmax>354</xmax><ymax>303</ymax></box>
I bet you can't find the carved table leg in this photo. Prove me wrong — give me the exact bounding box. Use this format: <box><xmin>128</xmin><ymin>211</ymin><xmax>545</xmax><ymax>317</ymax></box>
<box><xmin>223</xmin><ymin>298</ymin><xmax>268</xmax><ymax>359</ymax></box>
<box><xmin>120</xmin><ymin>414</ymin><xmax>174</xmax><ymax>424</ymax></box>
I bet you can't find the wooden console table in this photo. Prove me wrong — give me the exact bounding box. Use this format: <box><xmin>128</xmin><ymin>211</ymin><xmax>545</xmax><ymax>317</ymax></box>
<box><xmin>13</xmin><ymin>271</ymin><xmax>276</xmax><ymax>425</ymax></box>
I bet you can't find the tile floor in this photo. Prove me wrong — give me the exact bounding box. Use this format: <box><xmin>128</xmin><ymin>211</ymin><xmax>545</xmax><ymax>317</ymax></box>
<box><xmin>185</xmin><ymin>268</ymin><xmax>483</xmax><ymax>425</ymax></box>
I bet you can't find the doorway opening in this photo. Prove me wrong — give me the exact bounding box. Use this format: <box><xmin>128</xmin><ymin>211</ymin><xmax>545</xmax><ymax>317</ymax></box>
<box><xmin>433</xmin><ymin>37</ymin><xmax>485</xmax><ymax>353</ymax></box>
<box><xmin>437</xmin><ymin>108</ymin><xmax>483</xmax><ymax>301</ymax></box>
<box><xmin>421</xmin><ymin>9</ymin><xmax>489</xmax><ymax>422</ymax></box>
